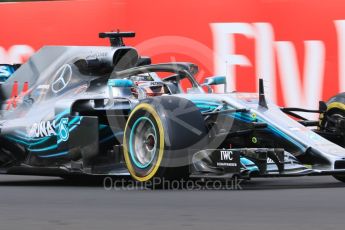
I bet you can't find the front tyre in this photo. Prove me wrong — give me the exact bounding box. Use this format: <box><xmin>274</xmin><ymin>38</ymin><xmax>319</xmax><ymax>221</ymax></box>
<box><xmin>123</xmin><ymin>96</ymin><xmax>207</xmax><ymax>182</ymax></box>
<box><xmin>319</xmin><ymin>93</ymin><xmax>345</xmax><ymax>146</ymax></box>
<box><xmin>124</xmin><ymin>102</ymin><xmax>165</xmax><ymax>182</ymax></box>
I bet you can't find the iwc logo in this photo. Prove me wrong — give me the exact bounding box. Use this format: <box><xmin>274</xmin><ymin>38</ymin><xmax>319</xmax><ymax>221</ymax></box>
<box><xmin>220</xmin><ymin>150</ymin><xmax>233</xmax><ymax>161</ymax></box>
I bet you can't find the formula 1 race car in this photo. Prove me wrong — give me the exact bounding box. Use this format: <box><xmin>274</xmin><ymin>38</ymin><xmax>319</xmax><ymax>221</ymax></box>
<box><xmin>2</xmin><ymin>32</ymin><xmax>345</xmax><ymax>183</ymax></box>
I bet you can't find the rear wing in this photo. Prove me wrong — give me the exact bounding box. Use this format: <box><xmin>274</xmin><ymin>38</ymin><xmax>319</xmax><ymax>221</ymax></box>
<box><xmin>0</xmin><ymin>64</ymin><xmax>21</xmax><ymax>83</ymax></box>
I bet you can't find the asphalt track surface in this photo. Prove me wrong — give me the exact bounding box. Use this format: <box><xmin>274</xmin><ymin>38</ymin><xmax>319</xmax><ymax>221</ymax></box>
<box><xmin>1</xmin><ymin>175</ymin><xmax>345</xmax><ymax>230</ymax></box>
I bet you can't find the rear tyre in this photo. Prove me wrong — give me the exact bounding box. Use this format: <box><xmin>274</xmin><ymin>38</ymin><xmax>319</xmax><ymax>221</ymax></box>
<box><xmin>123</xmin><ymin>96</ymin><xmax>207</xmax><ymax>182</ymax></box>
<box><xmin>333</xmin><ymin>175</ymin><xmax>345</xmax><ymax>183</ymax></box>
<box><xmin>0</xmin><ymin>138</ymin><xmax>25</xmax><ymax>167</ymax></box>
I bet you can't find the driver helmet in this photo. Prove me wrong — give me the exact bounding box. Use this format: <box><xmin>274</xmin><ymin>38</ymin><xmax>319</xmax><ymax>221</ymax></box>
<box><xmin>130</xmin><ymin>74</ymin><xmax>168</xmax><ymax>97</ymax></box>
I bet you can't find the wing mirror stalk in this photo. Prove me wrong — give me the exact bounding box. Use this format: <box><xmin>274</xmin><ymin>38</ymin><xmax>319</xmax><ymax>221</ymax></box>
<box><xmin>202</xmin><ymin>76</ymin><xmax>227</xmax><ymax>93</ymax></box>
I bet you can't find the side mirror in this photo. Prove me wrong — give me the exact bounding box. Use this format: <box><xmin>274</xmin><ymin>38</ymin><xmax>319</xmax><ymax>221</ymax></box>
<box><xmin>203</xmin><ymin>76</ymin><xmax>226</xmax><ymax>86</ymax></box>
<box><xmin>319</xmin><ymin>101</ymin><xmax>327</xmax><ymax>113</ymax></box>
<box><xmin>202</xmin><ymin>76</ymin><xmax>227</xmax><ymax>93</ymax></box>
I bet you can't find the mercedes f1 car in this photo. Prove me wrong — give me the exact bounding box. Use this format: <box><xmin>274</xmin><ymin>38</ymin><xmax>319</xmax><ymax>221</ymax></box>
<box><xmin>2</xmin><ymin>32</ymin><xmax>345</xmax><ymax>183</ymax></box>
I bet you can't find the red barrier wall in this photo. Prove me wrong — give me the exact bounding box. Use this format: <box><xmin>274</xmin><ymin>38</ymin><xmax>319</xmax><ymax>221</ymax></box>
<box><xmin>2</xmin><ymin>0</ymin><xmax>345</xmax><ymax>110</ymax></box>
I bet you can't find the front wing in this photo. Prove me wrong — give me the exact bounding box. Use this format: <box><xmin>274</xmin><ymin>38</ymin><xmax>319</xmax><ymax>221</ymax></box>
<box><xmin>189</xmin><ymin>148</ymin><xmax>345</xmax><ymax>179</ymax></box>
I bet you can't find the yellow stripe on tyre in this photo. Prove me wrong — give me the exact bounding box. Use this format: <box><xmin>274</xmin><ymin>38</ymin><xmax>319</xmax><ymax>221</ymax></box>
<box><xmin>327</xmin><ymin>102</ymin><xmax>345</xmax><ymax>111</ymax></box>
<box><xmin>123</xmin><ymin>103</ymin><xmax>165</xmax><ymax>182</ymax></box>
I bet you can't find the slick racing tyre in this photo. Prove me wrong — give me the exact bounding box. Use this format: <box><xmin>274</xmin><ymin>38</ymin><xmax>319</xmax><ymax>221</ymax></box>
<box><xmin>321</xmin><ymin>109</ymin><xmax>345</xmax><ymax>133</ymax></box>
<box><xmin>333</xmin><ymin>175</ymin><xmax>345</xmax><ymax>183</ymax></box>
<box><xmin>123</xmin><ymin>96</ymin><xmax>207</xmax><ymax>182</ymax></box>
<box><xmin>319</xmin><ymin>93</ymin><xmax>345</xmax><ymax>146</ymax></box>
<box><xmin>0</xmin><ymin>138</ymin><xmax>25</xmax><ymax>167</ymax></box>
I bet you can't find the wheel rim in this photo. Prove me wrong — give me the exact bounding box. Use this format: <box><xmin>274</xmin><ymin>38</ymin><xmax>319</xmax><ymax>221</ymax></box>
<box><xmin>326</xmin><ymin>113</ymin><xmax>345</xmax><ymax>132</ymax></box>
<box><xmin>129</xmin><ymin>117</ymin><xmax>158</xmax><ymax>169</ymax></box>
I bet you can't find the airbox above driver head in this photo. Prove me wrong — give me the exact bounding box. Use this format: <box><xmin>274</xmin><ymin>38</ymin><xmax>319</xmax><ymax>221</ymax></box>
<box><xmin>112</xmin><ymin>47</ymin><xmax>139</xmax><ymax>71</ymax></box>
<box><xmin>75</xmin><ymin>47</ymin><xmax>139</xmax><ymax>73</ymax></box>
